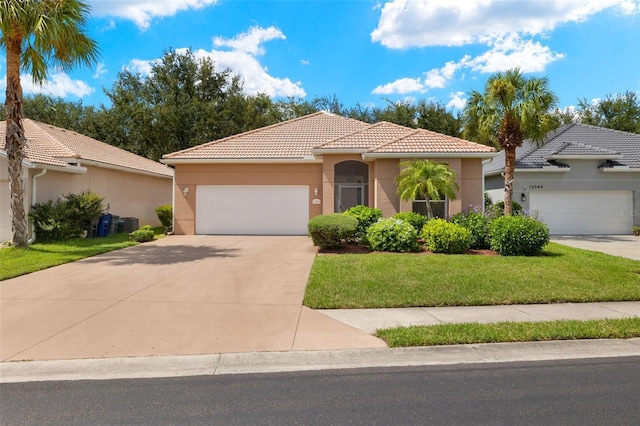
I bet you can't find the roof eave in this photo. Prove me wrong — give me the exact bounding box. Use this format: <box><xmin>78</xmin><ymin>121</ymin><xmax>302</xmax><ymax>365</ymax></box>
<box><xmin>601</xmin><ymin>166</ymin><xmax>640</xmax><ymax>173</ymax></box>
<box><xmin>161</xmin><ymin>157</ymin><xmax>323</xmax><ymax>165</ymax></box>
<box><xmin>514</xmin><ymin>166</ymin><xmax>571</xmax><ymax>173</ymax></box>
<box><xmin>78</xmin><ymin>159</ymin><xmax>173</xmax><ymax>178</ymax></box>
<box><xmin>363</xmin><ymin>152</ymin><xmax>498</xmax><ymax>160</ymax></box>
<box><xmin>545</xmin><ymin>154</ymin><xmax>623</xmax><ymax>160</ymax></box>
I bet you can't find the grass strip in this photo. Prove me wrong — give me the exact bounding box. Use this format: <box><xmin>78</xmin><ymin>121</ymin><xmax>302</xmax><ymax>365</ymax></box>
<box><xmin>0</xmin><ymin>228</ymin><xmax>164</xmax><ymax>280</ymax></box>
<box><xmin>304</xmin><ymin>243</ymin><xmax>640</xmax><ymax>308</ymax></box>
<box><xmin>376</xmin><ymin>318</ymin><xmax>640</xmax><ymax>347</ymax></box>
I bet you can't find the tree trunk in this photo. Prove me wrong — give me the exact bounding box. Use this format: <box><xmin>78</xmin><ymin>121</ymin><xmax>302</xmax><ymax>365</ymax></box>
<box><xmin>5</xmin><ymin>34</ymin><xmax>29</xmax><ymax>247</ymax></box>
<box><xmin>503</xmin><ymin>145</ymin><xmax>516</xmax><ymax>216</ymax></box>
<box><xmin>425</xmin><ymin>196</ymin><xmax>434</xmax><ymax>220</ymax></box>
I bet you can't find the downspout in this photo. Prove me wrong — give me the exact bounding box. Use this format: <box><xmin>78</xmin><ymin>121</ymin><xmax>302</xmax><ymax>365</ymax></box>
<box><xmin>27</xmin><ymin>169</ymin><xmax>47</xmax><ymax>244</ymax></box>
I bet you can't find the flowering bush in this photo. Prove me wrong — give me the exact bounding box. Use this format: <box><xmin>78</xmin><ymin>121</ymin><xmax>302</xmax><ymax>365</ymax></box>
<box><xmin>393</xmin><ymin>211</ymin><xmax>428</xmax><ymax>233</ymax></box>
<box><xmin>421</xmin><ymin>218</ymin><xmax>471</xmax><ymax>254</ymax></box>
<box><xmin>366</xmin><ymin>218</ymin><xmax>421</xmax><ymax>253</ymax></box>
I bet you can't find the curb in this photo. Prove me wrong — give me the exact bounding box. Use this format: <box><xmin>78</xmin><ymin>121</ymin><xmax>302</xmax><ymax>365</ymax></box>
<box><xmin>2</xmin><ymin>338</ymin><xmax>640</xmax><ymax>383</ymax></box>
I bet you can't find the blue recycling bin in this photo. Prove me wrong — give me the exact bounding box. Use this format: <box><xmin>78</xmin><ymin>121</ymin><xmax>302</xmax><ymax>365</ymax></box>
<box><xmin>97</xmin><ymin>214</ymin><xmax>112</xmax><ymax>237</ymax></box>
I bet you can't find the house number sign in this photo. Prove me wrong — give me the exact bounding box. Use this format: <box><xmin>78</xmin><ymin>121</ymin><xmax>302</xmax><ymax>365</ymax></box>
<box><xmin>528</xmin><ymin>185</ymin><xmax>544</xmax><ymax>189</ymax></box>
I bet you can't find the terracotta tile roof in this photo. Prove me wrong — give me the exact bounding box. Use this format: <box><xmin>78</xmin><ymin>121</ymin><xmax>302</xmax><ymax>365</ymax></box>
<box><xmin>1</xmin><ymin>119</ymin><xmax>172</xmax><ymax>177</ymax></box>
<box><xmin>314</xmin><ymin>121</ymin><xmax>415</xmax><ymax>150</ymax></box>
<box><xmin>163</xmin><ymin>112</ymin><xmax>370</xmax><ymax>160</ymax></box>
<box><xmin>370</xmin><ymin>128</ymin><xmax>496</xmax><ymax>154</ymax></box>
<box><xmin>163</xmin><ymin>112</ymin><xmax>496</xmax><ymax>161</ymax></box>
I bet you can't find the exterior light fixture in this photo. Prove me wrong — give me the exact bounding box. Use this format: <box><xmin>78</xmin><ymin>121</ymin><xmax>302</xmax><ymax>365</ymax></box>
<box><xmin>183</xmin><ymin>187</ymin><xmax>189</xmax><ymax>196</ymax></box>
<box><xmin>521</xmin><ymin>192</ymin><xmax>526</xmax><ymax>202</ymax></box>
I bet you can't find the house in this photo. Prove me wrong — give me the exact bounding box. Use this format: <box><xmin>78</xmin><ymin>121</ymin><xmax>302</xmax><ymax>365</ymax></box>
<box><xmin>484</xmin><ymin>123</ymin><xmax>640</xmax><ymax>235</ymax></box>
<box><xmin>161</xmin><ymin>112</ymin><xmax>496</xmax><ymax>235</ymax></box>
<box><xmin>1</xmin><ymin>119</ymin><xmax>173</xmax><ymax>242</ymax></box>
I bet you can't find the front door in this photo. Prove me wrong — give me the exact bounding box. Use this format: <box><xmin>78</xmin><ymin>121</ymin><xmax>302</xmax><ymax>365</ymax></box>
<box><xmin>336</xmin><ymin>183</ymin><xmax>366</xmax><ymax>213</ymax></box>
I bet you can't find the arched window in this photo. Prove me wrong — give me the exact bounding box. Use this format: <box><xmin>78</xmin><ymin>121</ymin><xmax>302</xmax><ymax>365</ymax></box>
<box><xmin>334</xmin><ymin>161</ymin><xmax>369</xmax><ymax>212</ymax></box>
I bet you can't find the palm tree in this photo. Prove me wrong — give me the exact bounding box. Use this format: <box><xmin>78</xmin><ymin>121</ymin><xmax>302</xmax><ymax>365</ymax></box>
<box><xmin>1</xmin><ymin>0</ymin><xmax>98</xmax><ymax>247</ymax></box>
<box><xmin>462</xmin><ymin>68</ymin><xmax>558</xmax><ymax>216</ymax></box>
<box><xmin>395</xmin><ymin>160</ymin><xmax>459</xmax><ymax>219</ymax></box>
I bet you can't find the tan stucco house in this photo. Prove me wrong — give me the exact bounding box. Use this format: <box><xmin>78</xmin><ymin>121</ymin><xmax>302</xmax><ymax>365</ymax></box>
<box><xmin>162</xmin><ymin>112</ymin><xmax>497</xmax><ymax>235</ymax></box>
<box><xmin>1</xmin><ymin>119</ymin><xmax>173</xmax><ymax>242</ymax></box>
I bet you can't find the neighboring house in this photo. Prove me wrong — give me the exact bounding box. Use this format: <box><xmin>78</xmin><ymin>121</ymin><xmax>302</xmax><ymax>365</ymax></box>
<box><xmin>1</xmin><ymin>119</ymin><xmax>173</xmax><ymax>242</ymax></box>
<box><xmin>484</xmin><ymin>123</ymin><xmax>640</xmax><ymax>235</ymax></box>
<box><xmin>162</xmin><ymin>112</ymin><xmax>496</xmax><ymax>235</ymax></box>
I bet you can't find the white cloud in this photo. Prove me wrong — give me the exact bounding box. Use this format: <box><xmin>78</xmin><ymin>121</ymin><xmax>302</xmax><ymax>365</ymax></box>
<box><xmin>126</xmin><ymin>58</ymin><xmax>156</xmax><ymax>76</ymax></box>
<box><xmin>127</xmin><ymin>27</ymin><xmax>305</xmax><ymax>98</ymax></box>
<box><xmin>93</xmin><ymin>63</ymin><xmax>108</xmax><ymax>79</ymax></box>
<box><xmin>300</xmin><ymin>59</ymin><xmax>311</xmax><ymax>66</ymax></box>
<box><xmin>372</xmin><ymin>77</ymin><xmax>425</xmax><ymax>95</ymax></box>
<box><xmin>88</xmin><ymin>0</ymin><xmax>219</xmax><ymax>30</ymax></box>
<box><xmin>15</xmin><ymin>73</ymin><xmax>95</xmax><ymax>98</ymax></box>
<box><xmin>447</xmin><ymin>91</ymin><xmax>466</xmax><ymax>109</ymax></box>
<box><xmin>213</xmin><ymin>26</ymin><xmax>285</xmax><ymax>56</ymax></box>
<box><xmin>465</xmin><ymin>35</ymin><xmax>565</xmax><ymax>73</ymax></box>
<box><xmin>371</xmin><ymin>0</ymin><xmax>639</xmax><ymax>49</ymax></box>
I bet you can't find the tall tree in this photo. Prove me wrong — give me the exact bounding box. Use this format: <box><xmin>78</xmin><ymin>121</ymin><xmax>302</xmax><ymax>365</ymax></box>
<box><xmin>462</xmin><ymin>68</ymin><xmax>558</xmax><ymax>215</ymax></box>
<box><xmin>1</xmin><ymin>0</ymin><xmax>99</xmax><ymax>247</ymax></box>
<box><xmin>395</xmin><ymin>160</ymin><xmax>459</xmax><ymax>219</ymax></box>
<box><xmin>577</xmin><ymin>91</ymin><xmax>640</xmax><ymax>133</ymax></box>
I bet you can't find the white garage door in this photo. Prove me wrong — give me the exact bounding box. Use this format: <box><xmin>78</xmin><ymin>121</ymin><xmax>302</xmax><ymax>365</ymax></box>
<box><xmin>196</xmin><ymin>186</ymin><xmax>309</xmax><ymax>235</ymax></box>
<box><xmin>529</xmin><ymin>191</ymin><xmax>633</xmax><ymax>235</ymax></box>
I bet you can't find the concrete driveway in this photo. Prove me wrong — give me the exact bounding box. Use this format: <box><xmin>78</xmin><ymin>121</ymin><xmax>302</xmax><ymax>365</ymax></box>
<box><xmin>551</xmin><ymin>235</ymin><xmax>640</xmax><ymax>260</ymax></box>
<box><xmin>1</xmin><ymin>236</ymin><xmax>384</xmax><ymax>361</ymax></box>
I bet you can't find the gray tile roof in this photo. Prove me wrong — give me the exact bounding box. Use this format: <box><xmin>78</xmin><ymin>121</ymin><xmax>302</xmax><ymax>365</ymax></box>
<box><xmin>484</xmin><ymin>123</ymin><xmax>640</xmax><ymax>173</ymax></box>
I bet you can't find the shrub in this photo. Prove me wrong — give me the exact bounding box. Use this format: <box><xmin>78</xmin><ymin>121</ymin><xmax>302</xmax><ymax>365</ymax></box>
<box><xmin>484</xmin><ymin>191</ymin><xmax>493</xmax><ymax>209</ymax></box>
<box><xmin>30</xmin><ymin>190</ymin><xmax>104</xmax><ymax>242</ymax></box>
<box><xmin>129</xmin><ymin>225</ymin><xmax>155</xmax><ymax>242</ymax></box>
<box><xmin>393</xmin><ymin>211</ymin><xmax>427</xmax><ymax>233</ymax></box>
<box><xmin>155</xmin><ymin>205</ymin><xmax>173</xmax><ymax>233</ymax></box>
<box><xmin>30</xmin><ymin>199</ymin><xmax>78</xmax><ymax>242</ymax></box>
<box><xmin>487</xmin><ymin>200</ymin><xmax>524</xmax><ymax>217</ymax></box>
<box><xmin>490</xmin><ymin>215</ymin><xmax>550</xmax><ymax>256</ymax></box>
<box><xmin>65</xmin><ymin>190</ymin><xmax>105</xmax><ymax>233</ymax></box>
<box><xmin>450</xmin><ymin>208</ymin><xmax>491</xmax><ymax>249</ymax></box>
<box><xmin>421</xmin><ymin>219</ymin><xmax>472</xmax><ymax>254</ymax></box>
<box><xmin>308</xmin><ymin>214</ymin><xmax>358</xmax><ymax>249</ymax></box>
<box><xmin>366</xmin><ymin>218</ymin><xmax>421</xmax><ymax>253</ymax></box>
<box><xmin>343</xmin><ymin>205</ymin><xmax>382</xmax><ymax>238</ymax></box>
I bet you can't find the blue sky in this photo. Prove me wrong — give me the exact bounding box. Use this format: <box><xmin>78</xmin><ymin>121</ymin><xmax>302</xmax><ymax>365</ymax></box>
<box><xmin>3</xmin><ymin>0</ymin><xmax>640</xmax><ymax>114</ymax></box>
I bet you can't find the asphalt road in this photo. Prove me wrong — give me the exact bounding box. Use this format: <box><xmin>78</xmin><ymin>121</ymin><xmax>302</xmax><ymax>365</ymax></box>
<box><xmin>2</xmin><ymin>357</ymin><xmax>639</xmax><ymax>425</ymax></box>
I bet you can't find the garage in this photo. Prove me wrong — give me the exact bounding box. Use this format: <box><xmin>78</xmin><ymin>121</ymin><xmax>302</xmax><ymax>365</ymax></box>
<box><xmin>529</xmin><ymin>191</ymin><xmax>633</xmax><ymax>235</ymax></box>
<box><xmin>195</xmin><ymin>185</ymin><xmax>309</xmax><ymax>235</ymax></box>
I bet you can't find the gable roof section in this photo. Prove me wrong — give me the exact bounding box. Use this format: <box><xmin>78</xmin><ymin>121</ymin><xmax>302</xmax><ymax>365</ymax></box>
<box><xmin>163</xmin><ymin>112</ymin><xmax>370</xmax><ymax>161</ymax></box>
<box><xmin>1</xmin><ymin>119</ymin><xmax>173</xmax><ymax>177</ymax></box>
<box><xmin>483</xmin><ymin>123</ymin><xmax>640</xmax><ymax>174</ymax></box>
<box><xmin>163</xmin><ymin>113</ymin><xmax>496</xmax><ymax>162</ymax></box>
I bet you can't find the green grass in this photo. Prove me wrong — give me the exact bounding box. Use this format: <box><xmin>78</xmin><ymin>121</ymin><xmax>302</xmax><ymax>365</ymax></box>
<box><xmin>376</xmin><ymin>318</ymin><xmax>640</xmax><ymax>347</ymax></box>
<box><xmin>304</xmin><ymin>243</ymin><xmax>640</xmax><ymax>308</ymax></box>
<box><xmin>0</xmin><ymin>228</ymin><xmax>164</xmax><ymax>281</ymax></box>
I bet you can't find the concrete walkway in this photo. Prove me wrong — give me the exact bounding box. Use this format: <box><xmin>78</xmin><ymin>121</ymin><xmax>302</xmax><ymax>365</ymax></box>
<box><xmin>320</xmin><ymin>302</ymin><xmax>640</xmax><ymax>334</ymax></box>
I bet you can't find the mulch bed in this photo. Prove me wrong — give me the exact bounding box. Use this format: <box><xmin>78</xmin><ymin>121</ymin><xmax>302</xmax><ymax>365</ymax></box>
<box><xmin>317</xmin><ymin>243</ymin><xmax>499</xmax><ymax>256</ymax></box>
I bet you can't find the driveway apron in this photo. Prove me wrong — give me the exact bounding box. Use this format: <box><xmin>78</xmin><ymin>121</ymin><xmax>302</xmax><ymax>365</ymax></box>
<box><xmin>1</xmin><ymin>236</ymin><xmax>384</xmax><ymax>361</ymax></box>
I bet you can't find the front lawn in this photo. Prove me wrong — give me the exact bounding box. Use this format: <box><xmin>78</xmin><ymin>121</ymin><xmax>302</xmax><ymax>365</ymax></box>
<box><xmin>376</xmin><ymin>318</ymin><xmax>640</xmax><ymax>347</ymax></box>
<box><xmin>0</xmin><ymin>228</ymin><xmax>164</xmax><ymax>281</ymax></box>
<box><xmin>304</xmin><ymin>243</ymin><xmax>640</xmax><ymax>308</ymax></box>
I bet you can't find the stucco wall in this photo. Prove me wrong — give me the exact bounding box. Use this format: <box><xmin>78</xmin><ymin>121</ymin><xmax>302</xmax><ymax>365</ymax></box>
<box><xmin>35</xmin><ymin>166</ymin><xmax>172</xmax><ymax>227</ymax></box>
<box><xmin>173</xmin><ymin>163</ymin><xmax>323</xmax><ymax>235</ymax></box>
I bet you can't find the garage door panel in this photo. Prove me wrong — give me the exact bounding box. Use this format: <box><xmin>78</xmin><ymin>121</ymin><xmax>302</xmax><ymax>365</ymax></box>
<box><xmin>530</xmin><ymin>191</ymin><xmax>633</xmax><ymax>235</ymax></box>
<box><xmin>196</xmin><ymin>186</ymin><xmax>309</xmax><ymax>235</ymax></box>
